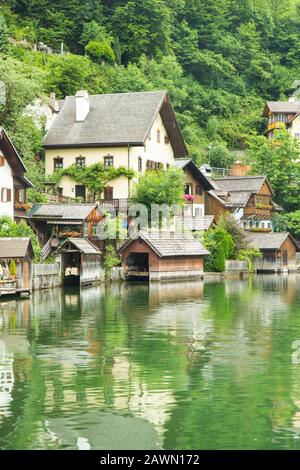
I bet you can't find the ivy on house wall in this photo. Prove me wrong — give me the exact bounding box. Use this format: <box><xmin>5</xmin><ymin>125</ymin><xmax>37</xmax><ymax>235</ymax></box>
<box><xmin>50</xmin><ymin>163</ymin><xmax>135</xmax><ymax>201</ymax></box>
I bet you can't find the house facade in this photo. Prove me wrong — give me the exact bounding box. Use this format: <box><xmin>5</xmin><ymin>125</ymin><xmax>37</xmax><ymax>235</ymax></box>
<box><xmin>174</xmin><ymin>159</ymin><xmax>213</xmax><ymax>217</ymax></box>
<box><xmin>0</xmin><ymin>128</ymin><xmax>33</xmax><ymax>221</ymax></box>
<box><xmin>205</xmin><ymin>176</ymin><xmax>280</xmax><ymax>232</ymax></box>
<box><xmin>263</xmin><ymin>99</ymin><xmax>300</xmax><ymax>139</ymax></box>
<box><xmin>43</xmin><ymin>91</ymin><xmax>187</xmax><ymax>204</ymax></box>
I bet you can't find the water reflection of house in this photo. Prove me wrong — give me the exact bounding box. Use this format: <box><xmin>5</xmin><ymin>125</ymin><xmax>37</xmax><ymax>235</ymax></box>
<box><xmin>0</xmin><ymin>331</ymin><xmax>30</xmax><ymax>418</ymax></box>
<box><xmin>0</xmin><ymin>340</ymin><xmax>15</xmax><ymax>422</ymax></box>
<box><xmin>148</xmin><ymin>280</ymin><xmax>204</xmax><ymax>306</ymax></box>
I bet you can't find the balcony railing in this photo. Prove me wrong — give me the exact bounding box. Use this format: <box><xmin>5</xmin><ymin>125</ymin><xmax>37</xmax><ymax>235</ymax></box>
<box><xmin>99</xmin><ymin>198</ymin><xmax>130</xmax><ymax>213</ymax></box>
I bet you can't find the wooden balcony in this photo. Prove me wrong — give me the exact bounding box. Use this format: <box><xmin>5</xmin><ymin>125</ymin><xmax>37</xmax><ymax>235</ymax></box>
<box><xmin>244</xmin><ymin>206</ymin><xmax>273</xmax><ymax>217</ymax></box>
<box><xmin>267</xmin><ymin>122</ymin><xmax>286</xmax><ymax>131</ymax></box>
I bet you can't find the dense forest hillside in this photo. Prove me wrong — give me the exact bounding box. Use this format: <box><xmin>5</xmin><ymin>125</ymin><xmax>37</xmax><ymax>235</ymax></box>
<box><xmin>0</xmin><ymin>0</ymin><xmax>300</xmax><ymax>207</ymax></box>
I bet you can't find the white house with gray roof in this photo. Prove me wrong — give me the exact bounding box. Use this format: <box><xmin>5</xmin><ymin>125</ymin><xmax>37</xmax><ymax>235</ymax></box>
<box><xmin>43</xmin><ymin>90</ymin><xmax>187</xmax><ymax>203</ymax></box>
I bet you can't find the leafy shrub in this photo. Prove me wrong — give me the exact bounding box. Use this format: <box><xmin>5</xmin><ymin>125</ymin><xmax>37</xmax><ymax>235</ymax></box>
<box><xmin>103</xmin><ymin>244</ymin><xmax>121</xmax><ymax>280</ymax></box>
<box><xmin>218</xmin><ymin>213</ymin><xmax>247</xmax><ymax>258</ymax></box>
<box><xmin>238</xmin><ymin>248</ymin><xmax>262</xmax><ymax>273</ymax></box>
<box><xmin>198</xmin><ymin>226</ymin><xmax>234</xmax><ymax>272</ymax></box>
<box><xmin>85</xmin><ymin>40</ymin><xmax>115</xmax><ymax>64</ymax></box>
<box><xmin>9</xmin><ymin>260</ymin><xmax>17</xmax><ymax>278</ymax></box>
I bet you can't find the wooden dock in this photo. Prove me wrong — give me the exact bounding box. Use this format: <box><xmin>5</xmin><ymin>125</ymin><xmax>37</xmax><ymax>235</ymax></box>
<box><xmin>0</xmin><ymin>280</ymin><xmax>31</xmax><ymax>298</ymax></box>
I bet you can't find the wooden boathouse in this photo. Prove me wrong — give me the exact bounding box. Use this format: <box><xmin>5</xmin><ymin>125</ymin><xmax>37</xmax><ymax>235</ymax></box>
<box><xmin>55</xmin><ymin>238</ymin><xmax>102</xmax><ymax>286</ymax></box>
<box><xmin>0</xmin><ymin>238</ymin><xmax>34</xmax><ymax>297</ymax></box>
<box><xmin>246</xmin><ymin>232</ymin><xmax>298</xmax><ymax>272</ymax></box>
<box><xmin>119</xmin><ymin>230</ymin><xmax>209</xmax><ymax>281</ymax></box>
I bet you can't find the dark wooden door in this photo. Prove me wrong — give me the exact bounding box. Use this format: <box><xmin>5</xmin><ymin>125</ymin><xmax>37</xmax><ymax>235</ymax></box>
<box><xmin>75</xmin><ymin>185</ymin><xmax>86</xmax><ymax>200</ymax></box>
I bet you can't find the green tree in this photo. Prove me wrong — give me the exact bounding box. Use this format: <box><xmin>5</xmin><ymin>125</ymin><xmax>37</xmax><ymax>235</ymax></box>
<box><xmin>46</xmin><ymin>53</ymin><xmax>106</xmax><ymax>97</ymax></box>
<box><xmin>80</xmin><ymin>21</ymin><xmax>109</xmax><ymax>46</ymax></box>
<box><xmin>218</xmin><ymin>213</ymin><xmax>248</xmax><ymax>258</ymax></box>
<box><xmin>111</xmin><ymin>0</ymin><xmax>172</xmax><ymax>63</ymax></box>
<box><xmin>0</xmin><ymin>14</ymin><xmax>9</xmax><ymax>53</ymax></box>
<box><xmin>0</xmin><ymin>216</ymin><xmax>41</xmax><ymax>261</ymax></box>
<box><xmin>132</xmin><ymin>167</ymin><xmax>186</xmax><ymax>213</ymax></box>
<box><xmin>207</xmin><ymin>142</ymin><xmax>234</xmax><ymax>169</ymax></box>
<box><xmin>273</xmin><ymin>211</ymin><xmax>300</xmax><ymax>239</ymax></box>
<box><xmin>247</xmin><ymin>131</ymin><xmax>300</xmax><ymax>212</ymax></box>
<box><xmin>198</xmin><ymin>226</ymin><xmax>234</xmax><ymax>272</ymax></box>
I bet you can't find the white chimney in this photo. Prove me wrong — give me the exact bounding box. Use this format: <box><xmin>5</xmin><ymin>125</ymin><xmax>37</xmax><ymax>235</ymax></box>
<box><xmin>75</xmin><ymin>90</ymin><xmax>90</xmax><ymax>122</ymax></box>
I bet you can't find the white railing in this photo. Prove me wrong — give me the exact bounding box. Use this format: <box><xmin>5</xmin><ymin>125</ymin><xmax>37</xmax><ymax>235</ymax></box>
<box><xmin>211</xmin><ymin>167</ymin><xmax>230</xmax><ymax>176</ymax></box>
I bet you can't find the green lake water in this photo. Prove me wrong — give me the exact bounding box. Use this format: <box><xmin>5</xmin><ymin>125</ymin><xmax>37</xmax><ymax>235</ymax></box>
<box><xmin>0</xmin><ymin>274</ymin><xmax>300</xmax><ymax>450</ymax></box>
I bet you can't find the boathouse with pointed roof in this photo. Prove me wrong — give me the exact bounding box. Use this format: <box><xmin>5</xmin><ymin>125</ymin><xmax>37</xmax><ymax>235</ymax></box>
<box><xmin>118</xmin><ymin>230</ymin><xmax>209</xmax><ymax>281</ymax></box>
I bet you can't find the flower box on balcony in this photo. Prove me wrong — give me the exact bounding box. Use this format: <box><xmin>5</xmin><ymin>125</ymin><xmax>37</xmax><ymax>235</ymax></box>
<box><xmin>183</xmin><ymin>194</ymin><xmax>195</xmax><ymax>202</ymax></box>
<box><xmin>250</xmin><ymin>227</ymin><xmax>272</xmax><ymax>232</ymax></box>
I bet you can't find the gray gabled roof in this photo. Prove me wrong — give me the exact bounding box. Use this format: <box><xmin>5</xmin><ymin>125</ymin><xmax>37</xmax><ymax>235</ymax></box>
<box><xmin>213</xmin><ymin>176</ymin><xmax>270</xmax><ymax>194</ymax></box>
<box><xmin>28</xmin><ymin>203</ymin><xmax>98</xmax><ymax>221</ymax></box>
<box><xmin>207</xmin><ymin>190</ymin><xmax>233</xmax><ymax>208</ymax></box>
<box><xmin>264</xmin><ymin>101</ymin><xmax>300</xmax><ymax>115</ymax></box>
<box><xmin>56</xmin><ymin>238</ymin><xmax>101</xmax><ymax>255</ymax></box>
<box><xmin>228</xmin><ymin>191</ymin><xmax>252</xmax><ymax>207</ymax></box>
<box><xmin>0</xmin><ymin>237</ymin><xmax>33</xmax><ymax>259</ymax></box>
<box><xmin>43</xmin><ymin>91</ymin><xmax>187</xmax><ymax>157</ymax></box>
<box><xmin>119</xmin><ymin>230</ymin><xmax>209</xmax><ymax>257</ymax></box>
<box><xmin>245</xmin><ymin>232</ymin><xmax>298</xmax><ymax>250</ymax></box>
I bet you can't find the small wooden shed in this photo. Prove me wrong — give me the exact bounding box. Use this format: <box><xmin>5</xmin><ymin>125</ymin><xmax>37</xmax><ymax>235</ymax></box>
<box><xmin>0</xmin><ymin>237</ymin><xmax>34</xmax><ymax>295</ymax></box>
<box><xmin>55</xmin><ymin>237</ymin><xmax>102</xmax><ymax>286</ymax></box>
<box><xmin>119</xmin><ymin>230</ymin><xmax>209</xmax><ymax>281</ymax></box>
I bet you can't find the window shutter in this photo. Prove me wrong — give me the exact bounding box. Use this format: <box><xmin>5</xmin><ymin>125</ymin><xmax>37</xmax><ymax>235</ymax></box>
<box><xmin>7</xmin><ymin>189</ymin><xmax>11</xmax><ymax>202</ymax></box>
<box><xmin>1</xmin><ymin>188</ymin><xmax>3</xmax><ymax>202</ymax></box>
<box><xmin>0</xmin><ymin>156</ymin><xmax>4</xmax><ymax>166</ymax></box>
